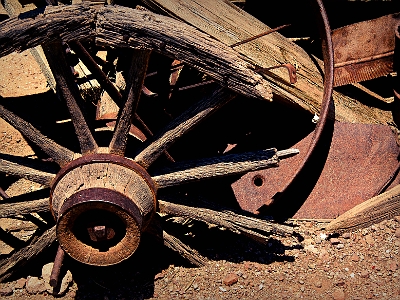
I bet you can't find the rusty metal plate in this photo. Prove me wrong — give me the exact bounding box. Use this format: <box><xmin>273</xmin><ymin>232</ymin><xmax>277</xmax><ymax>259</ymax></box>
<box><xmin>232</xmin><ymin>122</ymin><xmax>400</xmax><ymax>219</ymax></box>
<box><xmin>333</xmin><ymin>13</ymin><xmax>400</xmax><ymax>87</ymax></box>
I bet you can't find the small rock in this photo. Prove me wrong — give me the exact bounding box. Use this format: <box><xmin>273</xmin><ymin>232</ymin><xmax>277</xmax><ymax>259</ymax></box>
<box><xmin>388</xmin><ymin>261</ymin><xmax>398</xmax><ymax>272</ymax></box>
<box><xmin>223</xmin><ymin>273</ymin><xmax>238</xmax><ymax>286</ymax></box>
<box><xmin>332</xmin><ymin>288</ymin><xmax>345</xmax><ymax>300</ymax></box>
<box><xmin>342</xmin><ymin>233</ymin><xmax>351</xmax><ymax>239</ymax></box>
<box><xmin>365</xmin><ymin>235</ymin><xmax>374</xmax><ymax>245</ymax></box>
<box><xmin>219</xmin><ymin>286</ymin><xmax>227</xmax><ymax>292</ymax></box>
<box><xmin>13</xmin><ymin>278</ymin><xmax>26</xmax><ymax>290</ymax></box>
<box><xmin>42</xmin><ymin>263</ymin><xmax>73</xmax><ymax>296</ymax></box>
<box><xmin>395</xmin><ymin>228</ymin><xmax>400</xmax><ymax>238</ymax></box>
<box><xmin>278</xmin><ymin>274</ymin><xmax>285</xmax><ymax>281</ymax></box>
<box><xmin>0</xmin><ymin>286</ymin><xmax>13</xmax><ymax>296</ymax></box>
<box><xmin>26</xmin><ymin>277</ymin><xmax>46</xmax><ymax>294</ymax></box>
<box><xmin>336</xmin><ymin>244</ymin><xmax>345</xmax><ymax>249</ymax></box>
<box><xmin>351</xmin><ymin>254</ymin><xmax>359</xmax><ymax>262</ymax></box>
<box><xmin>314</xmin><ymin>281</ymin><xmax>322</xmax><ymax>288</ymax></box>
<box><xmin>330</xmin><ymin>238</ymin><xmax>340</xmax><ymax>245</ymax></box>
<box><xmin>360</xmin><ymin>270</ymin><xmax>369</xmax><ymax>278</ymax></box>
<box><xmin>259</xmin><ymin>283</ymin><xmax>264</xmax><ymax>290</ymax></box>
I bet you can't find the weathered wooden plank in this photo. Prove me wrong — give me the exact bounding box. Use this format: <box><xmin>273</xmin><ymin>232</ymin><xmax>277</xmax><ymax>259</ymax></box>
<box><xmin>0</xmin><ymin>226</ymin><xmax>56</xmax><ymax>281</ymax></box>
<box><xmin>135</xmin><ymin>88</ymin><xmax>236</xmax><ymax>168</ymax></box>
<box><xmin>141</xmin><ymin>0</ymin><xmax>394</xmax><ymax>125</ymax></box>
<box><xmin>153</xmin><ymin>148</ymin><xmax>285</xmax><ymax>188</ymax></box>
<box><xmin>326</xmin><ymin>184</ymin><xmax>400</xmax><ymax>233</ymax></box>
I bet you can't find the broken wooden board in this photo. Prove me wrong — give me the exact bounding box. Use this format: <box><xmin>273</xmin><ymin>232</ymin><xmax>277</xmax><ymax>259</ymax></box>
<box><xmin>141</xmin><ymin>0</ymin><xmax>394</xmax><ymax>125</ymax></box>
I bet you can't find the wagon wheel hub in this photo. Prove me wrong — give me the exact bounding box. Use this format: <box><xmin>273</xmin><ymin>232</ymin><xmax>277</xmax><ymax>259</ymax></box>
<box><xmin>50</xmin><ymin>154</ymin><xmax>157</xmax><ymax>266</ymax></box>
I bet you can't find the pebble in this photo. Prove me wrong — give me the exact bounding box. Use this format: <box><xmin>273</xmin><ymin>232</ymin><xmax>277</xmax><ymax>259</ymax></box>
<box><xmin>13</xmin><ymin>278</ymin><xmax>26</xmax><ymax>290</ymax></box>
<box><xmin>360</xmin><ymin>270</ymin><xmax>369</xmax><ymax>278</ymax></box>
<box><xmin>332</xmin><ymin>288</ymin><xmax>345</xmax><ymax>300</ymax></box>
<box><xmin>223</xmin><ymin>273</ymin><xmax>238</xmax><ymax>286</ymax></box>
<box><xmin>25</xmin><ymin>276</ymin><xmax>46</xmax><ymax>294</ymax></box>
<box><xmin>314</xmin><ymin>281</ymin><xmax>322</xmax><ymax>288</ymax></box>
<box><xmin>351</xmin><ymin>254</ymin><xmax>359</xmax><ymax>262</ymax></box>
<box><xmin>219</xmin><ymin>286</ymin><xmax>227</xmax><ymax>292</ymax></box>
<box><xmin>365</xmin><ymin>235</ymin><xmax>374</xmax><ymax>245</ymax></box>
<box><xmin>395</xmin><ymin>228</ymin><xmax>400</xmax><ymax>238</ymax></box>
<box><xmin>336</xmin><ymin>244</ymin><xmax>345</xmax><ymax>249</ymax></box>
<box><xmin>330</xmin><ymin>238</ymin><xmax>340</xmax><ymax>245</ymax></box>
<box><xmin>0</xmin><ymin>286</ymin><xmax>13</xmax><ymax>296</ymax></box>
<box><xmin>342</xmin><ymin>233</ymin><xmax>351</xmax><ymax>239</ymax></box>
<box><xmin>388</xmin><ymin>261</ymin><xmax>398</xmax><ymax>272</ymax></box>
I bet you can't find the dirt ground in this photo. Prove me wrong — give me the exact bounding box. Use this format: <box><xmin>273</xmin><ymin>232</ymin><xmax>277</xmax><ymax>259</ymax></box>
<box><xmin>0</xmin><ymin>46</ymin><xmax>400</xmax><ymax>300</ymax></box>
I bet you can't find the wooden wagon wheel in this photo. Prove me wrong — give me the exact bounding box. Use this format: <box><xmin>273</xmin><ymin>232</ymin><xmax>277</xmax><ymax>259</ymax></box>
<box><xmin>0</xmin><ymin>2</ymin><xmax>301</xmax><ymax>284</ymax></box>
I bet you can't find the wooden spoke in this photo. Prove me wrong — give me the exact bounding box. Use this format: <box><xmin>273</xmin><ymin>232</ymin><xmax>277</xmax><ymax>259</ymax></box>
<box><xmin>135</xmin><ymin>88</ymin><xmax>236</xmax><ymax>169</ymax></box>
<box><xmin>43</xmin><ymin>41</ymin><xmax>98</xmax><ymax>155</ymax></box>
<box><xmin>162</xmin><ymin>229</ymin><xmax>208</xmax><ymax>267</ymax></box>
<box><xmin>0</xmin><ymin>192</ymin><xmax>49</xmax><ymax>218</ymax></box>
<box><xmin>0</xmin><ymin>104</ymin><xmax>75</xmax><ymax>166</ymax></box>
<box><xmin>0</xmin><ymin>226</ymin><xmax>56</xmax><ymax>281</ymax></box>
<box><xmin>109</xmin><ymin>49</ymin><xmax>152</xmax><ymax>156</ymax></box>
<box><xmin>0</xmin><ymin>157</ymin><xmax>55</xmax><ymax>186</ymax></box>
<box><xmin>158</xmin><ymin>200</ymin><xmax>294</xmax><ymax>241</ymax></box>
<box><xmin>152</xmin><ymin>148</ymin><xmax>299</xmax><ymax>188</ymax></box>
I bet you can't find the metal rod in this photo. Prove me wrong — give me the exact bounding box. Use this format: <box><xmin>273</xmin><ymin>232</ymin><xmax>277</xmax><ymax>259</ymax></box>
<box><xmin>230</xmin><ymin>24</ymin><xmax>290</xmax><ymax>48</ymax></box>
<box><xmin>49</xmin><ymin>246</ymin><xmax>65</xmax><ymax>288</ymax></box>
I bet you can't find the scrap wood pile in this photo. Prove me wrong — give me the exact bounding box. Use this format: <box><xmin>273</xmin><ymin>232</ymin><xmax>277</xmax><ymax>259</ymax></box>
<box><xmin>0</xmin><ymin>0</ymin><xmax>399</xmax><ymax>289</ymax></box>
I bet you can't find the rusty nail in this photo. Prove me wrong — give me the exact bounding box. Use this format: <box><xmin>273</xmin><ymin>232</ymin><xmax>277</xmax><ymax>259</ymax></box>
<box><xmin>49</xmin><ymin>246</ymin><xmax>65</xmax><ymax>288</ymax></box>
<box><xmin>230</xmin><ymin>24</ymin><xmax>290</xmax><ymax>48</ymax></box>
<box><xmin>256</xmin><ymin>63</ymin><xmax>297</xmax><ymax>84</ymax></box>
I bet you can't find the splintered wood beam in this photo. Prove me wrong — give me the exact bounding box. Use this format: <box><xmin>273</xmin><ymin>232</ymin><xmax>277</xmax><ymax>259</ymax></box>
<box><xmin>0</xmin><ymin>104</ymin><xmax>75</xmax><ymax>166</ymax></box>
<box><xmin>158</xmin><ymin>200</ymin><xmax>294</xmax><ymax>240</ymax></box>
<box><xmin>109</xmin><ymin>49</ymin><xmax>151</xmax><ymax>156</ymax></box>
<box><xmin>0</xmin><ymin>158</ymin><xmax>55</xmax><ymax>186</ymax></box>
<box><xmin>153</xmin><ymin>148</ymin><xmax>299</xmax><ymax>188</ymax></box>
<box><xmin>135</xmin><ymin>88</ymin><xmax>236</xmax><ymax>168</ymax></box>
<box><xmin>0</xmin><ymin>198</ymin><xmax>49</xmax><ymax>218</ymax></box>
<box><xmin>325</xmin><ymin>184</ymin><xmax>400</xmax><ymax>233</ymax></box>
<box><xmin>162</xmin><ymin>229</ymin><xmax>208</xmax><ymax>267</ymax></box>
<box><xmin>43</xmin><ymin>41</ymin><xmax>98</xmax><ymax>155</ymax></box>
<box><xmin>0</xmin><ymin>226</ymin><xmax>56</xmax><ymax>282</ymax></box>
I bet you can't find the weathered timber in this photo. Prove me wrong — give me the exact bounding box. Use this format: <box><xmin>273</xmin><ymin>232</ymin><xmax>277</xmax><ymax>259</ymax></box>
<box><xmin>135</xmin><ymin>88</ymin><xmax>236</xmax><ymax>168</ymax></box>
<box><xmin>162</xmin><ymin>229</ymin><xmax>208</xmax><ymax>267</ymax></box>
<box><xmin>43</xmin><ymin>41</ymin><xmax>98</xmax><ymax>155</ymax></box>
<box><xmin>0</xmin><ymin>103</ymin><xmax>75</xmax><ymax>166</ymax></box>
<box><xmin>0</xmin><ymin>158</ymin><xmax>55</xmax><ymax>186</ymax></box>
<box><xmin>325</xmin><ymin>184</ymin><xmax>400</xmax><ymax>233</ymax></box>
<box><xmin>158</xmin><ymin>200</ymin><xmax>294</xmax><ymax>241</ymax></box>
<box><xmin>0</xmin><ymin>198</ymin><xmax>49</xmax><ymax>218</ymax></box>
<box><xmin>109</xmin><ymin>49</ymin><xmax>151</xmax><ymax>156</ymax></box>
<box><xmin>0</xmin><ymin>226</ymin><xmax>56</xmax><ymax>281</ymax></box>
<box><xmin>141</xmin><ymin>0</ymin><xmax>394</xmax><ymax>125</ymax></box>
<box><xmin>152</xmin><ymin>148</ymin><xmax>296</xmax><ymax>188</ymax></box>
<box><xmin>0</xmin><ymin>4</ymin><xmax>272</xmax><ymax>103</ymax></box>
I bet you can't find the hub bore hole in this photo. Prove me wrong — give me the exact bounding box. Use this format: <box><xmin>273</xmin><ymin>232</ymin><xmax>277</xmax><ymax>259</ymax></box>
<box><xmin>253</xmin><ymin>175</ymin><xmax>264</xmax><ymax>187</ymax></box>
<box><xmin>72</xmin><ymin>209</ymin><xmax>126</xmax><ymax>252</ymax></box>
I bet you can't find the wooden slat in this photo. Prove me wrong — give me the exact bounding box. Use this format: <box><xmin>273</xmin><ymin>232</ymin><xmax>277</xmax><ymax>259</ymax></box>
<box><xmin>141</xmin><ymin>0</ymin><xmax>394</xmax><ymax>125</ymax></box>
<box><xmin>0</xmin><ymin>198</ymin><xmax>49</xmax><ymax>218</ymax></box>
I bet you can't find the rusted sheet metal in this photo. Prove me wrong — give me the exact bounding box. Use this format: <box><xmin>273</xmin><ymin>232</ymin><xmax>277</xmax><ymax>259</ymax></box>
<box><xmin>333</xmin><ymin>13</ymin><xmax>400</xmax><ymax>87</ymax></box>
<box><xmin>232</xmin><ymin>122</ymin><xmax>400</xmax><ymax>219</ymax></box>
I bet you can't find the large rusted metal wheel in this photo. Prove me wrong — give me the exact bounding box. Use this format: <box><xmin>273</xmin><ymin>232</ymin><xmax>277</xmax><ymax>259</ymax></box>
<box><xmin>0</xmin><ymin>1</ymin><xmax>304</xmax><ymax>284</ymax></box>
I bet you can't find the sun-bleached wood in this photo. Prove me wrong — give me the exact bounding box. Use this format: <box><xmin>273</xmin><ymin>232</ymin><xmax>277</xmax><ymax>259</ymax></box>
<box><xmin>0</xmin><ymin>198</ymin><xmax>49</xmax><ymax>218</ymax></box>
